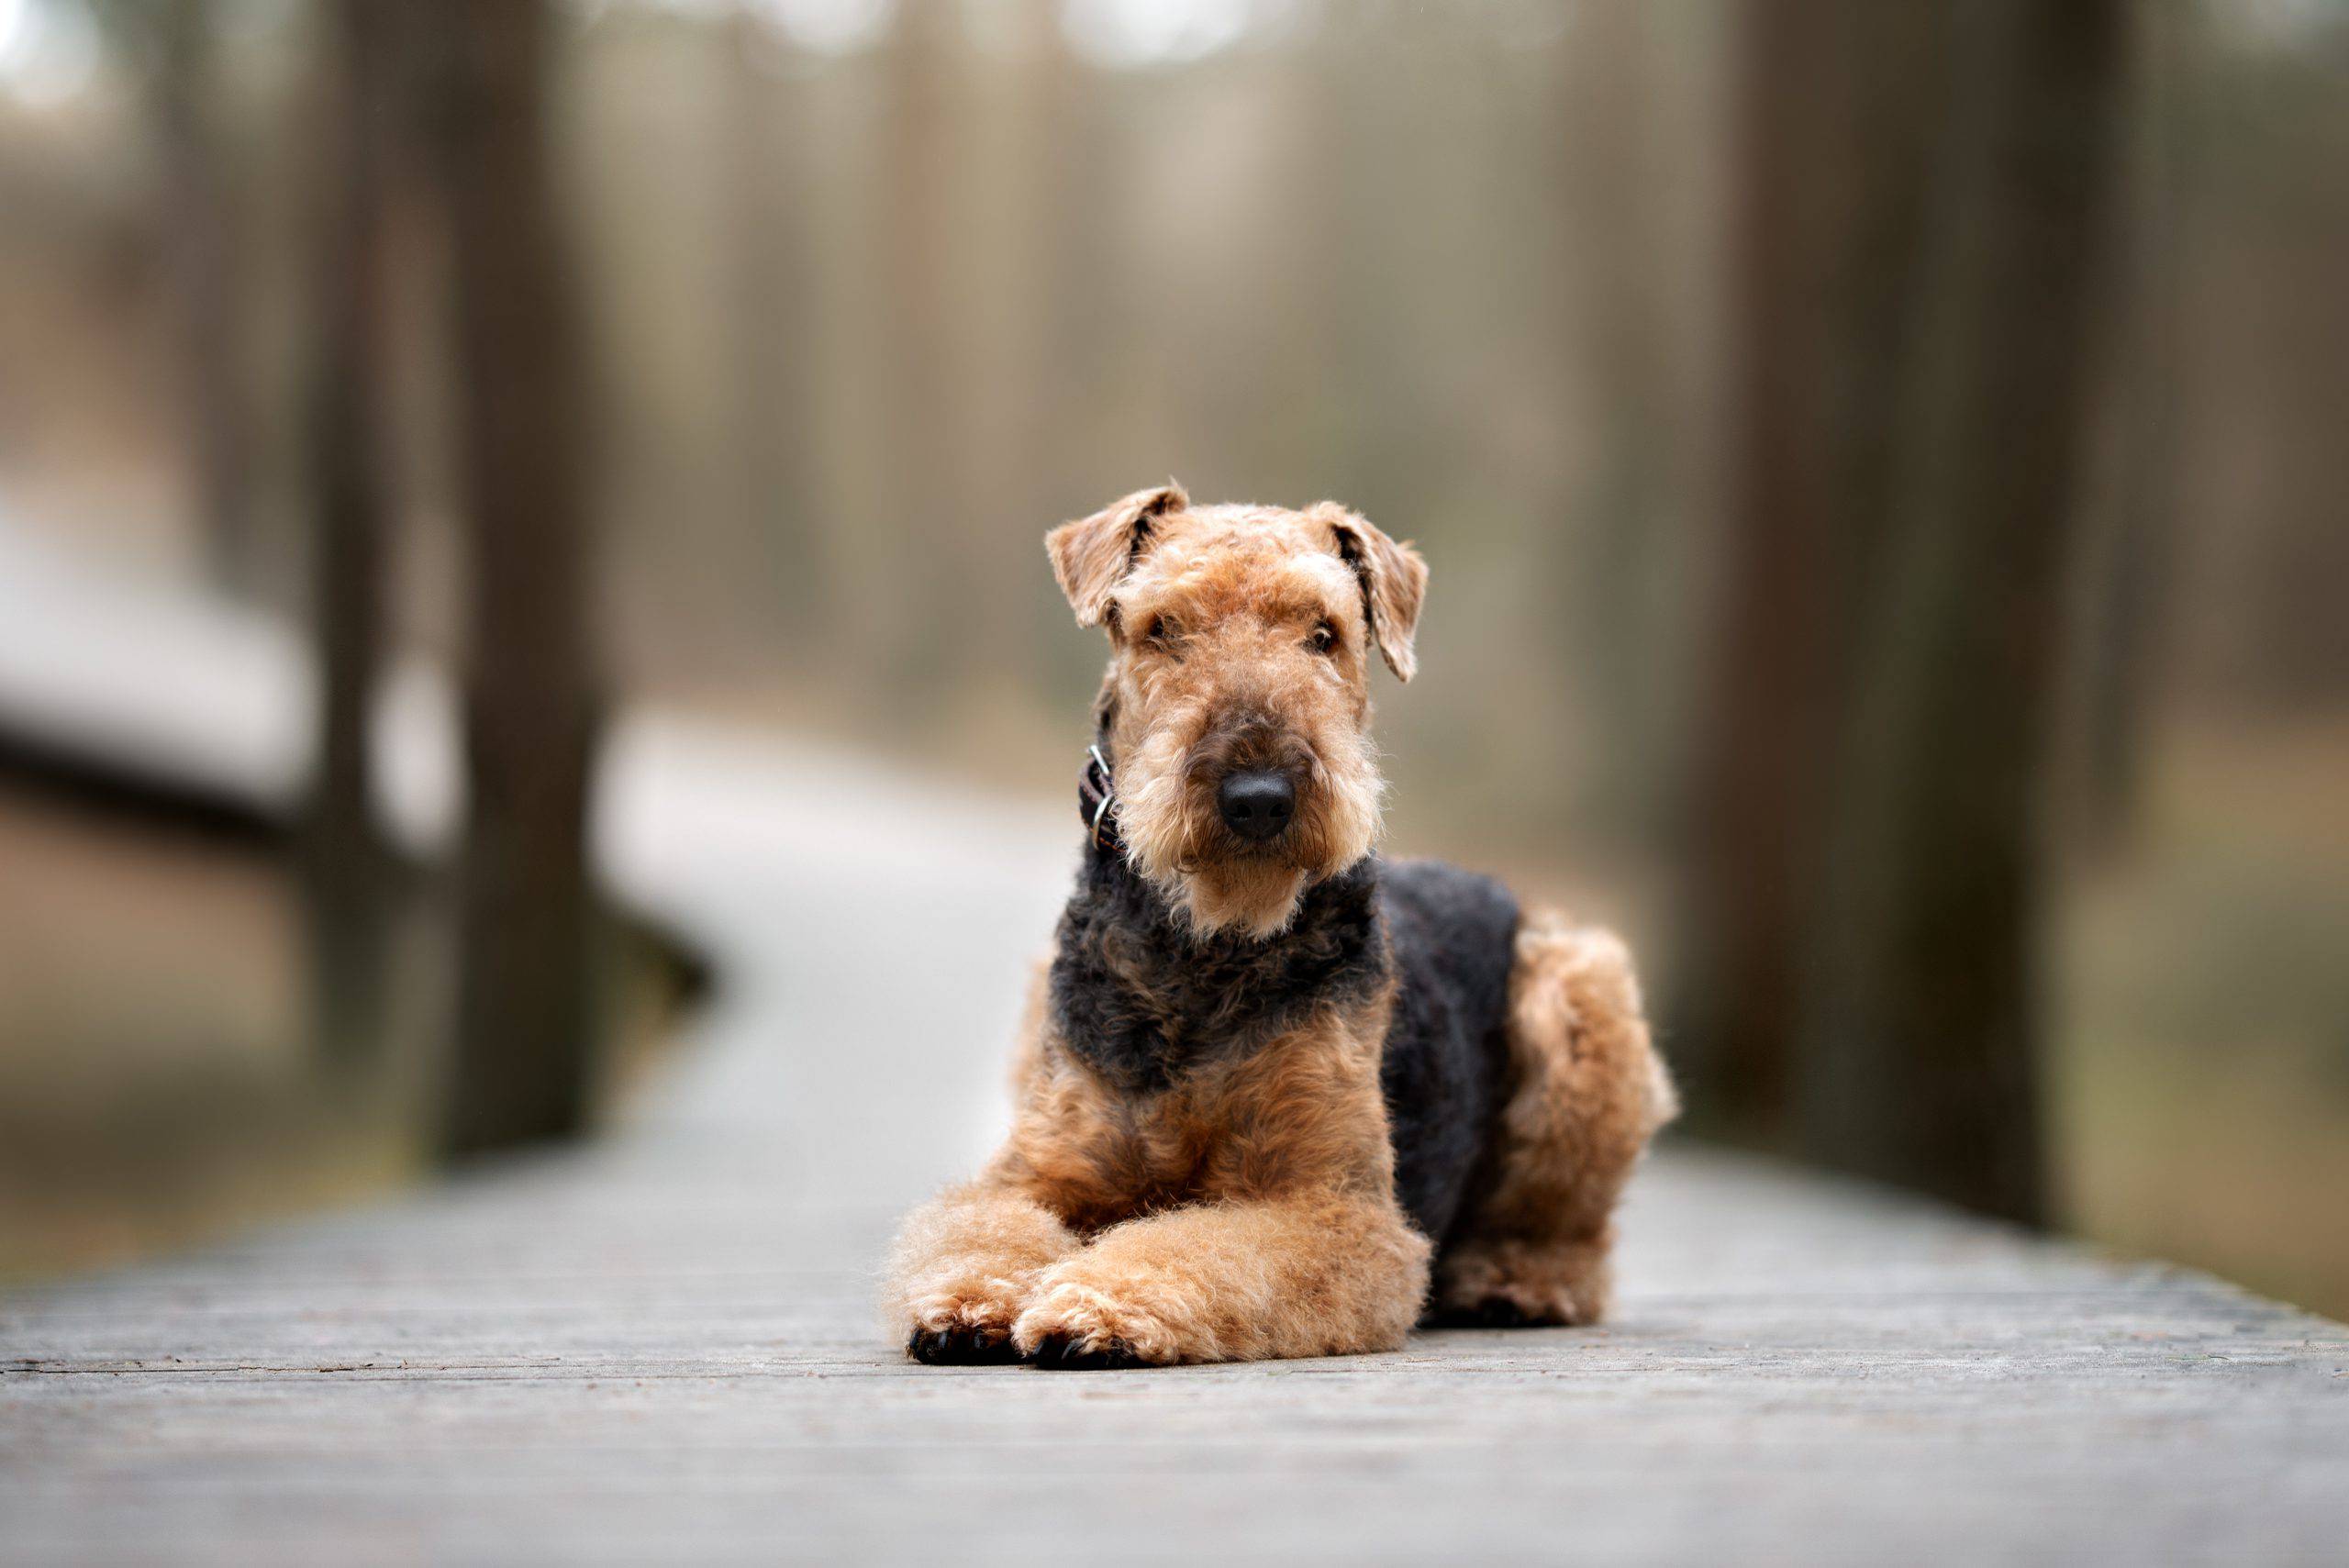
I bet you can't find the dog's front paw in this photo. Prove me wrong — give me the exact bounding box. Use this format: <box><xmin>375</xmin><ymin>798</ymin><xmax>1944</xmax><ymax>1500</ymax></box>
<box><xmin>1011</xmin><ymin>1273</ymin><xmax>1194</xmax><ymax>1369</ymax></box>
<box><xmin>907</xmin><ymin>1321</ymin><xmax>1020</xmax><ymax>1365</ymax></box>
<box><xmin>897</xmin><ymin>1271</ymin><xmax>1034</xmax><ymax>1366</ymax></box>
<box><xmin>1024</xmin><ymin>1330</ymin><xmax>1142</xmax><ymax>1371</ymax></box>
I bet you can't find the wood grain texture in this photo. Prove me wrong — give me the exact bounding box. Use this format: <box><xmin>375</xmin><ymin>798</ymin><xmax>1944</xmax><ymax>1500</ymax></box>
<box><xmin>5</xmin><ymin>728</ymin><xmax>2345</xmax><ymax>1566</ymax></box>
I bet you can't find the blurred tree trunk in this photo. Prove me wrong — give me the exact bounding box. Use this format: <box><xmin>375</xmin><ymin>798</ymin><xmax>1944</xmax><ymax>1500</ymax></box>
<box><xmin>154</xmin><ymin>0</ymin><xmax>258</xmax><ymax>593</ymax></box>
<box><xmin>875</xmin><ymin>3</ymin><xmax>963</xmax><ymax>696</ymax></box>
<box><xmin>971</xmin><ymin>0</ymin><xmax>1067</xmax><ymax>682</ymax></box>
<box><xmin>2071</xmin><ymin>0</ymin><xmax>2187</xmax><ymax>848</ymax></box>
<box><xmin>423</xmin><ymin>0</ymin><xmax>604</xmax><ymax>1158</ymax></box>
<box><xmin>1029</xmin><ymin>15</ymin><xmax>1129</xmax><ymax>707</ymax></box>
<box><xmin>1674</xmin><ymin>0</ymin><xmax>1958</xmax><ymax>1143</ymax></box>
<box><xmin>1034</xmin><ymin>22</ymin><xmax>1124</xmax><ymax>514</ymax></box>
<box><xmin>1559</xmin><ymin>1</ymin><xmax>1675</xmax><ymax>842</ymax></box>
<box><xmin>1798</xmin><ymin>0</ymin><xmax>2126</xmax><ymax>1223</ymax></box>
<box><xmin>725</xmin><ymin>14</ymin><xmax>820</xmax><ymax>652</ymax></box>
<box><xmin>299</xmin><ymin>0</ymin><xmax>403</xmax><ymax>1074</ymax></box>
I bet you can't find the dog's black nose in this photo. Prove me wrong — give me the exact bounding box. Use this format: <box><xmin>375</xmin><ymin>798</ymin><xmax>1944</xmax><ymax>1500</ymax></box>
<box><xmin>1218</xmin><ymin>770</ymin><xmax>1296</xmax><ymax>842</ymax></box>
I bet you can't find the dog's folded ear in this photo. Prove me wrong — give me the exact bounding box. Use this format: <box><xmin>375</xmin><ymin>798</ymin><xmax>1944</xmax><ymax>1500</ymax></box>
<box><xmin>1310</xmin><ymin>503</ymin><xmax>1429</xmax><ymax>683</ymax></box>
<box><xmin>1045</xmin><ymin>483</ymin><xmax>1190</xmax><ymax>628</ymax></box>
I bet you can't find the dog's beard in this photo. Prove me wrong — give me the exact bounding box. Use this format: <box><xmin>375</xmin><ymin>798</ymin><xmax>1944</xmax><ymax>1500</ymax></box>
<box><xmin>1178</xmin><ymin>857</ymin><xmax>1312</xmax><ymax>940</ymax></box>
<box><xmin>1115</xmin><ymin>722</ymin><xmax>1384</xmax><ymax>940</ymax></box>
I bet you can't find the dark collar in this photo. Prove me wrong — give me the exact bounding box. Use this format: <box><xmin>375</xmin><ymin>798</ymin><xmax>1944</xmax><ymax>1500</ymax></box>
<box><xmin>1078</xmin><ymin>743</ymin><xmax>1121</xmax><ymax>854</ymax></box>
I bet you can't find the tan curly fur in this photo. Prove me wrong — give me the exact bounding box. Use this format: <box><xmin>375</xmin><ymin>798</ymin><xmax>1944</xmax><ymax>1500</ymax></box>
<box><xmin>1432</xmin><ymin>917</ymin><xmax>1678</xmax><ymax>1324</ymax></box>
<box><xmin>885</xmin><ymin>484</ymin><xmax>1672</xmax><ymax>1367</ymax></box>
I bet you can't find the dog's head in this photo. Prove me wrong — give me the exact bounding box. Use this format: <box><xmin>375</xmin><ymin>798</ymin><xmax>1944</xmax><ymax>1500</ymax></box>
<box><xmin>1047</xmin><ymin>482</ymin><xmax>1427</xmax><ymax>939</ymax></box>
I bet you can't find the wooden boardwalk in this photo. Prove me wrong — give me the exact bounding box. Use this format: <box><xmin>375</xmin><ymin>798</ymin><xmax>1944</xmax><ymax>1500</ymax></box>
<box><xmin>2</xmin><ymin>532</ymin><xmax>2346</xmax><ymax>1564</ymax></box>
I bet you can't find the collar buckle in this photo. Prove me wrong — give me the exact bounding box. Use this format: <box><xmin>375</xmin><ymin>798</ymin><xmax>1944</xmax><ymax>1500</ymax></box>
<box><xmin>1080</xmin><ymin>744</ymin><xmax>1119</xmax><ymax>852</ymax></box>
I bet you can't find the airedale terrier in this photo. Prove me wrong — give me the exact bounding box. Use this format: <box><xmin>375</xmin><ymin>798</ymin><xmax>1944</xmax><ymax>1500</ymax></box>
<box><xmin>887</xmin><ymin>483</ymin><xmax>1676</xmax><ymax>1368</ymax></box>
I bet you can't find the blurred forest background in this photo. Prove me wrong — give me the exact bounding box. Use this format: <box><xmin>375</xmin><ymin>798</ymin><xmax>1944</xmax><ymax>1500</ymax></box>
<box><xmin>0</xmin><ymin>0</ymin><xmax>2343</xmax><ymax>1314</ymax></box>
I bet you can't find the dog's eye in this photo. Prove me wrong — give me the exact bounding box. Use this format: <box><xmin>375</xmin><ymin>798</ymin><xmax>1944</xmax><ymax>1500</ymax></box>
<box><xmin>1145</xmin><ymin>617</ymin><xmax>1182</xmax><ymax>652</ymax></box>
<box><xmin>1307</xmin><ymin>622</ymin><xmax>1338</xmax><ymax>655</ymax></box>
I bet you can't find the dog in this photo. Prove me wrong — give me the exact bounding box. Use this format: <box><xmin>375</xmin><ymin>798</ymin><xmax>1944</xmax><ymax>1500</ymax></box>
<box><xmin>886</xmin><ymin>483</ymin><xmax>1676</xmax><ymax>1367</ymax></box>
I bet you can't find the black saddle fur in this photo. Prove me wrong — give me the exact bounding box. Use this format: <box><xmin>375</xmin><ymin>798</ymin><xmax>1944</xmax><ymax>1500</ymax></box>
<box><xmin>1049</xmin><ymin>831</ymin><xmax>1520</xmax><ymax>1249</ymax></box>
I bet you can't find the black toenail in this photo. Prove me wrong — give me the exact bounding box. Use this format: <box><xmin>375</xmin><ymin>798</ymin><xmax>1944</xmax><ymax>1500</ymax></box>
<box><xmin>908</xmin><ymin>1325</ymin><xmax>1020</xmax><ymax>1365</ymax></box>
<box><xmin>1026</xmin><ymin>1332</ymin><xmax>1142</xmax><ymax>1371</ymax></box>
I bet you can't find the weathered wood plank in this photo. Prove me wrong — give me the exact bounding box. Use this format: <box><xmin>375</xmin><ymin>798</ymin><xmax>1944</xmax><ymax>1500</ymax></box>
<box><xmin>3</xmin><ymin>713</ymin><xmax>2344</xmax><ymax>1566</ymax></box>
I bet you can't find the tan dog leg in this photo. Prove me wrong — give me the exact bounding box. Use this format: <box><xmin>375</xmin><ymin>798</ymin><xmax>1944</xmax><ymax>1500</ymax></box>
<box><xmin>1010</xmin><ymin>1194</ymin><xmax>1432</xmax><ymax>1367</ymax></box>
<box><xmin>887</xmin><ymin>1178</ymin><xmax>1080</xmax><ymax>1362</ymax></box>
<box><xmin>1431</xmin><ymin>917</ymin><xmax>1676</xmax><ymax>1327</ymax></box>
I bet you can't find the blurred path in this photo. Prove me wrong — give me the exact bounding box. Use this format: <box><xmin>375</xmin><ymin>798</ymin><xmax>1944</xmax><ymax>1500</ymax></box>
<box><xmin>2</xmin><ymin>524</ymin><xmax>2345</xmax><ymax>1565</ymax></box>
